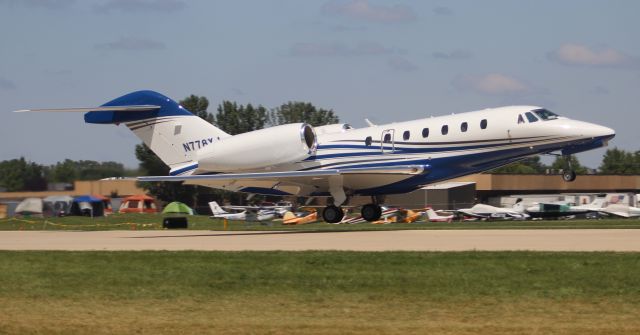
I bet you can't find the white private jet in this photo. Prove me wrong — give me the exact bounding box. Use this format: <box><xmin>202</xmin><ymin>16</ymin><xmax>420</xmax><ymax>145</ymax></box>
<box><xmin>17</xmin><ymin>90</ymin><xmax>615</xmax><ymax>223</ymax></box>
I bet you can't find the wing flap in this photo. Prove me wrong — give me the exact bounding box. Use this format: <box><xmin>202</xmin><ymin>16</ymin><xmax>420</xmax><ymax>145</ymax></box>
<box><xmin>138</xmin><ymin>164</ymin><xmax>428</xmax><ymax>182</ymax></box>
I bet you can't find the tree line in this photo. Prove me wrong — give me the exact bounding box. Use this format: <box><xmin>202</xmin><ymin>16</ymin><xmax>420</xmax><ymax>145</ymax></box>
<box><xmin>0</xmin><ymin>158</ymin><xmax>132</xmax><ymax>192</ymax></box>
<box><xmin>491</xmin><ymin>148</ymin><xmax>640</xmax><ymax>175</ymax></box>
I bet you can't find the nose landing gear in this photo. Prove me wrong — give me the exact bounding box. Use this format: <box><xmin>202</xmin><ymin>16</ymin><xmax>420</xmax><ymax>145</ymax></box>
<box><xmin>561</xmin><ymin>154</ymin><xmax>577</xmax><ymax>182</ymax></box>
<box><xmin>322</xmin><ymin>205</ymin><xmax>344</xmax><ymax>223</ymax></box>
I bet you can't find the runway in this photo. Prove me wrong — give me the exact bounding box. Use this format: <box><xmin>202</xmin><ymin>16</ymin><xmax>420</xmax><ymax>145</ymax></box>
<box><xmin>1</xmin><ymin>229</ymin><xmax>639</xmax><ymax>251</ymax></box>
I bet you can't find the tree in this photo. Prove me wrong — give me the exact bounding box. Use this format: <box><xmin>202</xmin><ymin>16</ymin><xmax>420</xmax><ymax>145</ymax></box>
<box><xmin>599</xmin><ymin>148</ymin><xmax>639</xmax><ymax>174</ymax></box>
<box><xmin>214</xmin><ymin>101</ymin><xmax>267</xmax><ymax>135</ymax></box>
<box><xmin>268</xmin><ymin>101</ymin><xmax>339</xmax><ymax>126</ymax></box>
<box><xmin>0</xmin><ymin>158</ymin><xmax>47</xmax><ymax>191</ymax></box>
<box><xmin>550</xmin><ymin>156</ymin><xmax>587</xmax><ymax>174</ymax></box>
<box><xmin>490</xmin><ymin>156</ymin><xmax>547</xmax><ymax>174</ymax></box>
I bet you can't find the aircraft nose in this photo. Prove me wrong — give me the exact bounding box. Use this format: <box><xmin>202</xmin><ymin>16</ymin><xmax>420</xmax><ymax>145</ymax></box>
<box><xmin>588</xmin><ymin>124</ymin><xmax>616</xmax><ymax>140</ymax></box>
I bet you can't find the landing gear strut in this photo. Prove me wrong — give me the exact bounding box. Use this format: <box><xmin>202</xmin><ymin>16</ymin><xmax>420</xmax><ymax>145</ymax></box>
<box><xmin>322</xmin><ymin>205</ymin><xmax>344</xmax><ymax>223</ymax></box>
<box><xmin>562</xmin><ymin>155</ymin><xmax>577</xmax><ymax>182</ymax></box>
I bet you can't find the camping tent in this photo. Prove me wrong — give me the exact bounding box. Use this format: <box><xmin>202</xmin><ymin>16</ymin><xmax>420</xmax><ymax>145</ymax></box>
<box><xmin>119</xmin><ymin>195</ymin><xmax>158</xmax><ymax>213</ymax></box>
<box><xmin>15</xmin><ymin>198</ymin><xmax>44</xmax><ymax>217</ymax></box>
<box><xmin>71</xmin><ymin>195</ymin><xmax>106</xmax><ymax>217</ymax></box>
<box><xmin>91</xmin><ymin>195</ymin><xmax>113</xmax><ymax>214</ymax></box>
<box><xmin>43</xmin><ymin>195</ymin><xmax>74</xmax><ymax>217</ymax></box>
<box><xmin>162</xmin><ymin>202</ymin><xmax>194</xmax><ymax>215</ymax></box>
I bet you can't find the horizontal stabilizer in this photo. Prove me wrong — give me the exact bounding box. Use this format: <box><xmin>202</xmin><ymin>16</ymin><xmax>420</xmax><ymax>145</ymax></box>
<box><xmin>138</xmin><ymin>164</ymin><xmax>428</xmax><ymax>182</ymax></box>
<box><xmin>14</xmin><ymin>105</ymin><xmax>160</xmax><ymax>113</ymax></box>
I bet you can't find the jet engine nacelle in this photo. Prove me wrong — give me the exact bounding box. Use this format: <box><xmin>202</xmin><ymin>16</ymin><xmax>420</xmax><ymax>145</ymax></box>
<box><xmin>197</xmin><ymin>123</ymin><xmax>317</xmax><ymax>171</ymax></box>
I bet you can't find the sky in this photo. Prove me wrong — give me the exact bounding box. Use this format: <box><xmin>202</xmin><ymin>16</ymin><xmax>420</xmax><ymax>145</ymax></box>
<box><xmin>1</xmin><ymin>0</ymin><xmax>638</xmax><ymax>169</ymax></box>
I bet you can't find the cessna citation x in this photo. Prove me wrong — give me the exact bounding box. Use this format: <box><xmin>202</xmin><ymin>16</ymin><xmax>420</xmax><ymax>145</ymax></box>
<box><xmin>17</xmin><ymin>90</ymin><xmax>615</xmax><ymax>223</ymax></box>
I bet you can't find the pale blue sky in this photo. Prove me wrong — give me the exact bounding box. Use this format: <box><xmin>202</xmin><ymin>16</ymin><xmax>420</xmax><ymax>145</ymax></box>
<box><xmin>1</xmin><ymin>0</ymin><xmax>638</xmax><ymax>168</ymax></box>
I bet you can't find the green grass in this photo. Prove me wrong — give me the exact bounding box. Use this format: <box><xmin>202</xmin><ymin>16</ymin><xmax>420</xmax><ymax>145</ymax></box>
<box><xmin>0</xmin><ymin>251</ymin><xmax>639</xmax><ymax>334</ymax></box>
<box><xmin>1</xmin><ymin>213</ymin><xmax>640</xmax><ymax>231</ymax></box>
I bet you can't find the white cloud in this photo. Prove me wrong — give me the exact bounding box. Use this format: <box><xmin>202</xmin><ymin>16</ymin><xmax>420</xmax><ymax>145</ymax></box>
<box><xmin>0</xmin><ymin>0</ymin><xmax>75</xmax><ymax>9</ymax></box>
<box><xmin>549</xmin><ymin>43</ymin><xmax>632</xmax><ymax>67</ymax></box>
<box><xmin>453</xmin><ymin>73</ymin><xmax>528</xmax><ymax>95</ymax></box>
<box><xmin>432</xmin><ymin>49</ymin><xmax>473</xmax><ymax>60</ymax></box>
<box><xmin>387</xmin><ymin>56</ymin><xmax>418</xmax><ymax>72</ymax></box>
<box><xmin>95</xmin><ymin>37</ymin><xmax>166</xmax><ymax>51</ymax></box>
<box><xmin>433</xmin><ymin>6</ymin><xmax>453</xmax><ymax>16</ymax></box>
<box><xmin>0</xmin><ymin>76</ymin><xmax>16</xmax><ymax>90</ymax></box>
<box><xmin>290</xmin><ymin>41</ymin><xmax>394</xmax><ymax>57</ymax></box>
<box><xmin>94</xmin><ymin>0</ymin><xmax>186</xmax><ymax>13</ymax></box>
<box><xmin>322</xmin><ymin>0</ymin><xmax>416</xmax><ymax>23</ymax></box>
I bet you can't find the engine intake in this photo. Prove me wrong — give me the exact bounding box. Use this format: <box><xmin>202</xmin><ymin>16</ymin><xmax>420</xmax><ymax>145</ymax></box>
<box><xmin>197</xmin><ymin>123</ymin><xmax>316</xmax><ymax>171</ymax></box>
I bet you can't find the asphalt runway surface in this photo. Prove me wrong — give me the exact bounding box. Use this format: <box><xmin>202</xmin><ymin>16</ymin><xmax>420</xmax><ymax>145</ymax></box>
<box><xmin>1</xmin><ymin>229</ymin><xmax>639</xmax><ymax>251</ymax></box>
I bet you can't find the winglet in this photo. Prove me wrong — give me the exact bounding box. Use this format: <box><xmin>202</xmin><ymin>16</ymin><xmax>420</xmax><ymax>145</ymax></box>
<box><xmin>364</xmin><ymin>118</ymin><xmax>376</xmax><ymax>127</ymax></box>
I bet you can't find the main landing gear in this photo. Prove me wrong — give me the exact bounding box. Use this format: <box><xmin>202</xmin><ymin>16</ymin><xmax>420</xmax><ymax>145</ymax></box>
<box><xmin>322</xmin><ymin>205</ymin><xmax>344</xmax><ymax>223</ymax></box>
<box><xmin>361</xmin><ymin>203</ymin><xmax>382</xmax><ymax>222</ymax></box>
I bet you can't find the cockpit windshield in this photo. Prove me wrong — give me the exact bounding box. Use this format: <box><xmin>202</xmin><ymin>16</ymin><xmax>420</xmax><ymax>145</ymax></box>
<box><xmin>532</xmin><ymin>109</ymin><xmax>559</xmax><ymax>120</ymax></box>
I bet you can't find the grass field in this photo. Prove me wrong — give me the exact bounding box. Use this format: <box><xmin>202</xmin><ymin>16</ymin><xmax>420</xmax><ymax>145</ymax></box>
<box><xmin>1</xmin><ymin>213</ymin><xmax>640</xmax><ymax>231</ymax></box>
<box><xmin>0</xmin><ymin>251</ymin><xmax>639</xmax><ymax>334</ymax></box>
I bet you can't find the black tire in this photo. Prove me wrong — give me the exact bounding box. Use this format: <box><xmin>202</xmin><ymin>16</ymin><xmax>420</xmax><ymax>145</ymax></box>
<box><xmin>562</xmin><ymin>170</ymin><xmax>577</xmax><ymax>182</ymax></box>
<box><xmin>322</xmin><ymin>205</ymin><xmax>344</xmax><ymax>223</ymax></box>
<box><xmin>361</xmin><ymin>204</ymin><xmax>382</xmax><ymax>222</ymax></box>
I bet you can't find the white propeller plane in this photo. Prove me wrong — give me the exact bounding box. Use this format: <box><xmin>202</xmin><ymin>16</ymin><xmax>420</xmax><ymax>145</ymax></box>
<box><xmin>17</xmin><ymin>90</ymin><xmax>615</xmax><ymax>223</ymax></box>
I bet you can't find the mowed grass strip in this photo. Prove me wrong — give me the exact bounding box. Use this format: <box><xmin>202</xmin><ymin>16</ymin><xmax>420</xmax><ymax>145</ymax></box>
<box><xmin>2</xmin><ymin>213</ymin><xmax>640</xmax><ymax>231</ymax></box>
<box><xmin>0</xmin><ymin>251</ymin><xmax>639</xmax><ymax>334</ymax></box>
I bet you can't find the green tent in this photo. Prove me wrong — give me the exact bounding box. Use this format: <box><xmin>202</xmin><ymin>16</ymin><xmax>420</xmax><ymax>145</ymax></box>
<box><xmin>162</xmin><ymin>202</ymin><xmax>194</xmax><ymax>215</ymax></box>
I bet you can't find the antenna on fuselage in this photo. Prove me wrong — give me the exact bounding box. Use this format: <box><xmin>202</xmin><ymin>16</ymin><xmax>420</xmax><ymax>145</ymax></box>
<box><xmin>364</xmin><ymin>118</ymin><xmax>376</xmax><ymax>127</ymax></box>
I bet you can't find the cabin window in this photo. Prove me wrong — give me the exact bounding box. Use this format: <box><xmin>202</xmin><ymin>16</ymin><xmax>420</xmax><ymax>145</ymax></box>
<box><xmin>441</xmin><ymin>125</ymin><xmax>449</xmax><ymax>135</ymax></box>
<box><xmin>533</xmin><ymin>108</ymin><xmax>558</xmax><ymax>120</ymax></box>
<box><xmin>517</xmin><ymin>114</ymin><xmax>525</xmax><ymax>124</ymax></box>
<box><xmin>422</xmin><ymin>128</ymin><xmax>429</xmax><ymax>138</ymax></box>
<box><xmin>365</xmin><ymin>136</ymin><xmax>372</xmax><ymax>146</ymax></box>
<box><xmin>403</xmin><ymin>131</ymin><xmax>410</xmax><ymax>140</ymax></box>
<box><xmin>383</xmin><ymin>133</ymin><xmax>392</xmax><ymax>143</ymax></box>
<box><xmin>480</xmin><ymin>119</ymin><xmax>488</xmax><ymax>129</ymax></box>
<box><xmin>525</xmin><ymin>112</ymin><xmax>539</xmax><ymax>123</ymax></box>
<box><xmin>461</xmin><ymin>122</ymin><xmax>468</xmax><ymax>132</ymax></box>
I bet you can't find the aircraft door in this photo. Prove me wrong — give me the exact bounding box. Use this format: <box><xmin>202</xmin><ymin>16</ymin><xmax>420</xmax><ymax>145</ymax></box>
<box><xmin>381</xmin><ymin>129</ymin><xmax>395</xmax><ymax>153</ymax></box>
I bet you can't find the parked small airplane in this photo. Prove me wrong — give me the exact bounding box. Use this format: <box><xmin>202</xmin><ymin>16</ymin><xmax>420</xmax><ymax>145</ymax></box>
<box><xmin>598</xmin><ymin>204</ymin><xmax>640</xmax><ymax>218</ymax></box>
<box><xmin>18</xmin><ymin>90</ymin><xmax>615</xmax><ymax>222</ymax></box>
<box><xmin>282</xmin><ymin>209</ymin><xmax>318</xmax><ymax>225</ymax></box>
<box><xmin>525</xmin><ymin>195</ymin><xmax>608</xmax><ymax>219</ymax></box>
<box><xmin>208</xmin><ymin>201</ymin><xmax>275</xmax><ymax>221</ymax></box>
<box><xmin>456</xmin><ymin>199</ymin><xmax>529</xmax><ymax>220</ymax></box>
<box><xmin>424</xmin><ymin>208</ymin><xmax>454</xmax><ymax>223</ymax></box>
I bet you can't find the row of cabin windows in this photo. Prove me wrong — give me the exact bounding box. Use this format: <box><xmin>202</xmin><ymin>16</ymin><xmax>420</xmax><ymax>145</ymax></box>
<box><xmin>365</xmin><ymin>119</ymin><xmax>488</xmax><ymax>145</ymax></box>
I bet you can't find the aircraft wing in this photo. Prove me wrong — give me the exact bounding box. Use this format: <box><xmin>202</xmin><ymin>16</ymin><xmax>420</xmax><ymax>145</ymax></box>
<box><xmin>138</xmin><ymin>165</ymin><xmax>427</xmax><ymax>182</ymax></box>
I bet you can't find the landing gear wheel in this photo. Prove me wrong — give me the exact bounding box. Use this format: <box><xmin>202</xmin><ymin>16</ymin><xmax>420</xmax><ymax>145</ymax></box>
<box><xmin>322</xmin><ymin>205</ymin><xmax>344</xmax><ymax>223</ymax></box>
<box><xmin>361</xmin><ymin>204</ymin><xmax>382</xmax><ymax>222</ymax></box>
<box><xmin>562</xmin><ymin>170</ymin><xmax>577</xmax><ymax>182</ymax></box>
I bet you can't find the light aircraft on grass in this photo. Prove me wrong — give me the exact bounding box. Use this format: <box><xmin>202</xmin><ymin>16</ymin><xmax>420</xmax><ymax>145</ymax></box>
<box><xmin>17</xmin><ymin>90</ymin><xmax>615</xmax><ymax>223</ymax></box>
<box><xmin>456</xmin><ymin>200</ymin><xmax>529</xmax><ymax>220</ymax></box>
<box><xmin>525</xmin><ymin>195</ymin><xmax>608</xmax><ymax>219</ymax></box>
<box><xmin>208</xmin><ymin>201</ymin><xmax>275</xmax><ymax>221</ymax></box>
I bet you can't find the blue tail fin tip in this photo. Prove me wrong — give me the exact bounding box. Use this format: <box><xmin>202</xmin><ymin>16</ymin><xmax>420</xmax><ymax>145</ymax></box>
<box><xmin>85</xmin><ymin>90</ymin><xmax>193</xmax><ymax>124</ymax></box>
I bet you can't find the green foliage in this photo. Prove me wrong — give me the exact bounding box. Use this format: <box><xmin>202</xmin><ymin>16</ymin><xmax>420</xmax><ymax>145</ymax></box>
<box><xmin>599</xmin><ymin>148</ymin><xmax>640</xmax><ymax>174</ymax></box>
<box><xmin>214</xmin><ymin>101</ymin><xmax>267</xmax><ymax>135</ymax></box>
<box><xmin>269</xmin><ymin>101</ymin><xmax>339</xmax><ymax>126</ymax></box>
<box><xmin>0</xmin><ymin>157</ymin><xmax>47</xmax><ymax>191</ymax></box>
<box><xmin>490</xmin><ymin>156</ymin><xmax>548</xmax><ymax>174</ymax></box>
<box><xmin>180</xmin><ymin>95</ymin><xmax>213</xmax><ymax>123</ymax></box>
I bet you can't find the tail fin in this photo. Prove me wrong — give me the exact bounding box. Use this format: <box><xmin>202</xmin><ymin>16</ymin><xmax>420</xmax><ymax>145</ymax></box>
<box><xmin>209</xmin><ymin>201</ymin><xmax>227</xmax><ymax>215</ymax></box>
<box><xmin>85</xmin><ymin>90</ymin><xmax>230</xmax><ymax>174</ymax></box>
